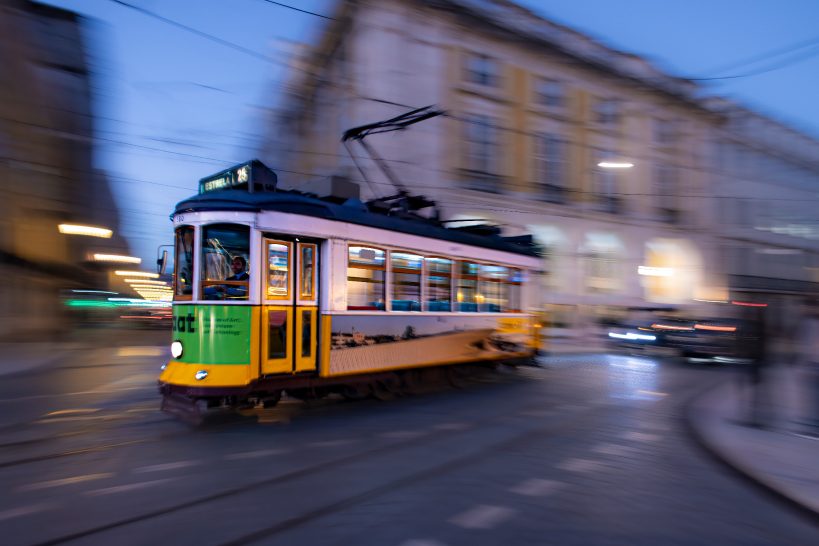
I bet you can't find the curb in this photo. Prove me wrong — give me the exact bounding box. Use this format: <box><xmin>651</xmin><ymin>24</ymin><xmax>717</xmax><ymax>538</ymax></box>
<box><xmin>0</xmin><ymin>343</ymin><xmax>82</xmax><ymax>378</ymax></box>
<box><xmin>683</xmin><ymin>379</ymin><xmax>819</xmax><ymax>525</ymax></box>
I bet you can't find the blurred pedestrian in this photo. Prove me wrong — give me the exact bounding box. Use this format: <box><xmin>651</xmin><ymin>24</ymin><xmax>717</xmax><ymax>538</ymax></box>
<box><xmin>798</xmin><ymin>306</ymin><xmax>819</xmax><ymax>433</ymax></box>
<box><xmin>743</xmin><ymin>306</ymin><xmax>770</xmax><ymax>428</ymax></box>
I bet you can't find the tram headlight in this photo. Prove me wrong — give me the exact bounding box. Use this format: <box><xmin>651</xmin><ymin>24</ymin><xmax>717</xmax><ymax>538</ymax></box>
<box><xmin>195</xmin><ymin>370</ymin><xmax>208</xmax><ymax>381</ymax></box>
<box><xmin>171</xmin><ymin>340</ymin><xmax>184</xmax><ymax>359</ymax></box>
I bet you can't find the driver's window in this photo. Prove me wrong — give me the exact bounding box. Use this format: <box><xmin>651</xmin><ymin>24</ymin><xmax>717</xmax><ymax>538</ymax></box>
<box><xmin>201</xmin><ymin>224</ymin><xmax>250</xmax><ymax>300</ymax></box>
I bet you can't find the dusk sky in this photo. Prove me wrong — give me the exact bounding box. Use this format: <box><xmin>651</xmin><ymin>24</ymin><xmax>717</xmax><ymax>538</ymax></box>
<box><xmin>40</xmin><ymin>0</ymin><xmax>819</xmax><ymax>267</ymax></box>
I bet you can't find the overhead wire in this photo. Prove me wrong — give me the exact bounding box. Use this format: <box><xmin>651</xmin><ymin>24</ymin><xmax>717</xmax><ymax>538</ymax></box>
<box><xmin>256</xmin><ymin>0</ymin><xmax>336</xmax><ymax>20</ymax></box>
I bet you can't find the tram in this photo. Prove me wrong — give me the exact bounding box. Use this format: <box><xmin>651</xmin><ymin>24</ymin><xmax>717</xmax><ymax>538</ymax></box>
<box><xmin>158</xmin><ymin>158</ymin><xmax>542</xmax><ymax>421</ymax></box>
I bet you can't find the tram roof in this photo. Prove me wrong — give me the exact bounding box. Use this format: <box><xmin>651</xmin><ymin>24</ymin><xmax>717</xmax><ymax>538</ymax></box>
<box><xmin>173</xmin><ymin>189</ymin><xmax>540</xmax><ymax>258</ymax></box>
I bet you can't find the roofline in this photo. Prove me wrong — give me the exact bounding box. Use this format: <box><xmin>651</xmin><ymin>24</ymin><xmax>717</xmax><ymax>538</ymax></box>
<box><xmin>173</xmin><ymin>189</ymin><xmax>541</xmax><ymax>258</ymax></box>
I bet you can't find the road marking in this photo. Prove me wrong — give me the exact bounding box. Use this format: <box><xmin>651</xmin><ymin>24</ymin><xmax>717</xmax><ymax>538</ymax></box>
<box><xmin>433</xmin><ymin>422</ymin><xmax>471</xmax><ymax>431</ymax></box>
<box><xmin>86</xmin><ymin>478</ymin><xmax>174</xmax><ymax>496</ymax></box>
<box><xmin>381</xmin><ymin>430</ymin><xmax>427</xmax><ymax>440</ymax></box>
<box><xmin>0</xmin><ymin>503</ymin><xmax>52</xmax><ymax>521</ymax></box>
<box><xmin>224</xmin><ymin>448</ymin><xmax>289</xmax><ymax>460</ymax></box>
<box><xmin>449</xmin><ymin>505</ymin><xmax>515</xmax><ymax>529</ymax></box>
<box><xmin>622</xmin><ymin>431</ymin><xmax>661</xmax><ymax>442</ymax></box>
<box><xmin>117</xmin><ymin>346</ymin><xmax>165</xmax><ymax>357</ymax></box>
<box><xmin>639</xmin><ymin>422</ymin><xmax>670</xmax><ymax>432</ymax></box>
<box><xmin>636</xmin><ymin>390</ymin><xmax>668</xmax><ymax>398</ymax></box>
<box><xmin>43</xmin><ymin>408</ymin><xmax>100</xmax><ymax>417</ymax></box>
<box><xmin>307</xmin><ymin>439</ymin><xmax>356</xmax><ymax>448</ymax></box>
<box><xmin>517</xmin><ymin>409</ymin><xmax>554</xmax><ymax>418</ymax></box>
<box><xmin>592</xmin><ymin>443</ymin><xmax>640</xmax><ymax>457</ymax></box>
<box><xmin>18</xmin><ymin>473</ymin><xmax>114</xmax><ymax>492</ymax></box>
<box><xmin>557</xmin><ymin>458</ymin><xmax>609</xmax><ymax>473</ymax></box>
<box><xmin>509</xmin><ymin>478</ymin><xmax>565</xmax><ymax>497</ymax></box>
<box><xmin>134</xmin><ymin>460</ymin><xmax>200</xmax><ymax>473</ymax></box>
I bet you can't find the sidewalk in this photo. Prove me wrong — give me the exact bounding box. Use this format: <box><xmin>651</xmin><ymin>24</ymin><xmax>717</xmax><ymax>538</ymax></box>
<box><xmin>541</xmin><ymin>333</ymin><xmax>609</xmax><ymax>355</ymax></box>
<box><xmin>0</xmin><ymin>341</ymin><xmax>83</xmax><ymax>377</ymax></box>
<box><xmin>686</xmin><ymin>364</ymin><xmax>819</xmax><ymax>519</ymax></box>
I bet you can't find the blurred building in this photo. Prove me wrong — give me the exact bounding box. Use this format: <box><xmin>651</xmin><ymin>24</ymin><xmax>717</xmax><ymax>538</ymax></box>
<box><xmin>705</xmin><ymin>100</ymin><xmax>819</xmax><ymax>333</ymax></box>
<box><xmin>264</xmin><ymin>0</ymin><xmax>816</xmax><ymax>329</ymax></box>
<box><xmin>0</xmin><ymin>0</ymin><xmax>129</xmax><ymax>340</ymax></box>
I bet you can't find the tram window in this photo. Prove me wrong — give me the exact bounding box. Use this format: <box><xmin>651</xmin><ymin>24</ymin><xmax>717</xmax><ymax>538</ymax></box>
<box><xmin>347</xmin><ymin>246</ymin><xmax>385</xmax><ymax>310</ymax></box>
<box><xmin>391</xmin><ymin>252</ymin><xmax>422</xmax><ymax>311</ymax></box>
<box><xmin>301</xmin><ymin>310</ymin><xmax>312</xmax><ymax>357</ymax></box>
<box><xmin>426</xmin><ymin>257</ymin><xmax>452</xmax><ymax>312</ymax></box>
<box><xmin>201</xmin><ymin>224</ymin><xmax>250</xmax><ymax>301</ymax></box>
<box><xmin>508</xmin><ymin>268</ymin><xmax>522</xmax><ymax>312</ymax></box>
<box><xmin>268</xmin><ymin>310</ymin><xmax>287</xmax><ymax>359</ymax></box>
<box><xmin>479</xmin><ymin>264</ymin><xmax>509</xmax><ymax>313</ymax></box>
<box><xmin>266</xmin><ymin>241</ymin><xmax>290</xmax><ymax>299</ymax></box>
<box><xmin>174</xmin><ymin>226</ymin><xmax>194</xmax><ymax>299</ymax></box>
<box><xmin>457</xmin><ymin>261</ymin><xmax>479</xmax><ymax>312</ymax></box>
<box><xmin>299</xmin><ymin>244</ymin><xmax>316</xmax><ymax>300</ymax></box>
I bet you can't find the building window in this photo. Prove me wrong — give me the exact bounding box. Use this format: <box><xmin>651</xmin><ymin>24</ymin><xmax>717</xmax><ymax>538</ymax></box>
<box><xmin>655</xmin><ymin>164</ymin><xmax>678</xmax><ymax>221</ymax></box>
<box><xmin>463</xmin><ymin>115</ymin><xmax>502</xmax><ymax>192</ymax></box>
<box><xmin>594</xmin><ymin>151</ymin><xmax>620</xmax><ymax>213</ymax></box>
<box><xmin>654</xmin><ymin>119</ymin><xmax>676</xmax><ymax>144</ymax></box>
<box><xmin>534</xmin><ymin>78</ymin><xmax>563</xmax><ymax>108</ymax></box>
<box><xmin>464</xmin><ymin>53</ymin><xmax>500</xmax><ymax>87</ymax></box>
<box><xmin>533</xmin><ymin>134</ymin><xmax>566</xmax><ymax>202</ymax></box>
<box><xmin>347</xmin><ymin>246</ymin><xmax>385</xmax><ymax>310</ymax></box>
<box><xmin>586</xmin><ymin>251</ymin><xmax>619</xmax><ymax>293</ymax></box>
<box><xmin>595</xmin><ymin>98</ymin><xmax>620</xmax><ymax>125</ymax></box>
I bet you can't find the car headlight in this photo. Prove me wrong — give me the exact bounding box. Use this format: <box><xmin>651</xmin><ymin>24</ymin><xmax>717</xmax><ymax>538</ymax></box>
<box><xmin>171</xmin><ymin>340</ymin><xmax>184</xmax><ymax>359</ymax></box>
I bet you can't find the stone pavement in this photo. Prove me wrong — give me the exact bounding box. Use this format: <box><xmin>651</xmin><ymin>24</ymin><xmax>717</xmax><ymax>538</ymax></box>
<box><xmin>0</xmin><ymin>341</ymin><xmax>81</xmax><ymax>377</ymax></box>
<box><xmin>687</xmin><ymin>362</ymin><xmax>819</xmax><ymax>519</ymax></box>
<box><xmin>4</xmin><ymin>327</ymin><xmax>816</xmax><ymax>522</ymax></box>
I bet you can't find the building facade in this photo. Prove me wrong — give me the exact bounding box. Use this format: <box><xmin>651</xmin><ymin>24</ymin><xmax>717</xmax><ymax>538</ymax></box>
<box><xmin>0</xmin><ymin>0</ymin><xmax>129</xmax><ymax>340</ymax></box>
<box><xmin>706</xmin><ymin>100</ymin><xmax>819</xmax><ymax>333</ymax></box>
<box><xmin>263</xmin><ymin>0</ymin><xmax>816</xmax><ymax>328</ymax></box>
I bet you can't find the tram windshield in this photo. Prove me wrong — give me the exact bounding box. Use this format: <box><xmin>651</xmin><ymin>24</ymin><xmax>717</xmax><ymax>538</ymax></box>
<box><xmin>201</xmin><ymin>224</ymin><xmax>250</xmax><ymax>300</ymax></box>
<box><xmin>174</xmin><ymin>226</ymin><xmax>194</xmax><ymax>299</ymax></box>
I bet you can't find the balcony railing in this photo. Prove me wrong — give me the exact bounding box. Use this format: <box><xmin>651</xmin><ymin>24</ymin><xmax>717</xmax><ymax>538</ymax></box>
<box><xmin>459</xmin><ymin>169</ymin><xmax>503</xmax><ymax>194</ymax></box>
<box><xmin>658</xmin><ymin>207</ymin><xmax>681</xmax><ymax>224</ymax></box>
<box><xmin>594</xmin><ymin>195</ymin><xmax>622</xmax><ymax>214</ymax></box>
<box><xmin>538</xmin><ymin>183</ymin><xmax>566</xmax><ymax>204</ymax></box>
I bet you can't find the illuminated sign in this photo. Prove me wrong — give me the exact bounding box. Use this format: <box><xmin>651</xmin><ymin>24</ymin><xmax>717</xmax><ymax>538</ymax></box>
<box><xmin>198</xmin><ymin>160</ymin><xmax>278</xmax><ymax>194</ymax></box>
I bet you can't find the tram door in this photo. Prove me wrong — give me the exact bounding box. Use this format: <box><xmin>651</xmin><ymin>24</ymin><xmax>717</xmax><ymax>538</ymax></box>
<box><xmin>260</xmin><ymin>237</ymin><xmax>319</xmax><ymax>375</ymax></box>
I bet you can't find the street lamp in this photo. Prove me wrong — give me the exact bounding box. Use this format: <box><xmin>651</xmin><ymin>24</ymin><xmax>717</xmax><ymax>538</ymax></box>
<box><xmin>114</xmin><ymin>270</ymin><xmax>160</xmax><ymax>279</ymax></box>
<box><xmin>93</xmin><ymin>253</ymin><xmax>141</xmax><ymax>264</ymax></box>
<box><xmin>58</xmin><ymin>224</ymin><xmax>112</xmax><ymax>238</ymax></box>
<box><xmin>597</xmin><ymin>161</ymin><xmax>634</xmax><ymax>169</ymax></box>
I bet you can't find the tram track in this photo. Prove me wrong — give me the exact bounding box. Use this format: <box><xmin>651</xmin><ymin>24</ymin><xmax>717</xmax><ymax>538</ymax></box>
<box><xmin>35</xmin><ymin>394</ymin><xmax>624</xmax><ymax>546</ymax></box>
<box><xmin>0</xmin><ymin>366</ymin><xmax>526</xmax><ymax>471</ymax></box>
<box><xmin>27</xmin><ymin>364</ymin><xmax>703</xmax><ymax>546</ymax></box>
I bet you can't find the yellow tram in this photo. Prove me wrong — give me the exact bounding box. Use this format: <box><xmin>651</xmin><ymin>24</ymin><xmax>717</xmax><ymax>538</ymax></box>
<box><xmin>159</xmin><ymin>159</ymin><xmax>541</xmax><ymax>420</ymax></box>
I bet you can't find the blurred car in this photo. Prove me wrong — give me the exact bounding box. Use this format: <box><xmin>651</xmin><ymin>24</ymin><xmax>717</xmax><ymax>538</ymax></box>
<box><xmin>119</xmin><ymin>305</ymin><xmax>172</xmax><ymax>330</ymax></box>
<box><xmin>676</xmin><ymin>318</ymin><xmax>751</xmax><ymax>363</ymax></box>
<box><xmin>607</xmin><ymin>317</ymin><xmax>695</xmax><ymax>354</ymax></box>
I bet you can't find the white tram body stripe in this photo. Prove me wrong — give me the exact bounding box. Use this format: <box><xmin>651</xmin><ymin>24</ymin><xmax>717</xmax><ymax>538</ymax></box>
<box><xmin>172</xmin><ymin>210</ymin><xmax>541</xmax><ymax>314</ymax></box>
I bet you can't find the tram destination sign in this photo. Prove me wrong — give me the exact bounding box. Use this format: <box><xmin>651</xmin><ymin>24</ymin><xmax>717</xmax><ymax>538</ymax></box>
<box><xmin>198</xmin><ymin>159</ymin><xmax>278</xmax><ymax>194</ymax></box>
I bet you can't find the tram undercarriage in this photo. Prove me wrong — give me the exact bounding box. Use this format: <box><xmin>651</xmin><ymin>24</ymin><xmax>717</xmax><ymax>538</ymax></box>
<box><xmin>159</xmin><ymin>356</ymin><xmax>534</xmax><ymax>425</ymax></box>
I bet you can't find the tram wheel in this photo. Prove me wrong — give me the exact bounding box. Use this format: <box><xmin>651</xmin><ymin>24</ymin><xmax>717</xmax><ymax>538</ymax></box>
<box><xmin>372</xmin><ymin>380</ymin><xmax>397</xmax><ymax>401</ymax></box>
<box><xmin>340</xmin><ymin>384</ymin><xmax>372</xmax><ymax>401</ymax></box>
<box><xmin>262</xmin><ymin>391</ymin><xmax>282</xmax><ymax>408</ymax></box>
<box><xmin>446</xmin><ymin>366</ymin><xmax>469</xmax><ymax>389</ymax></box>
